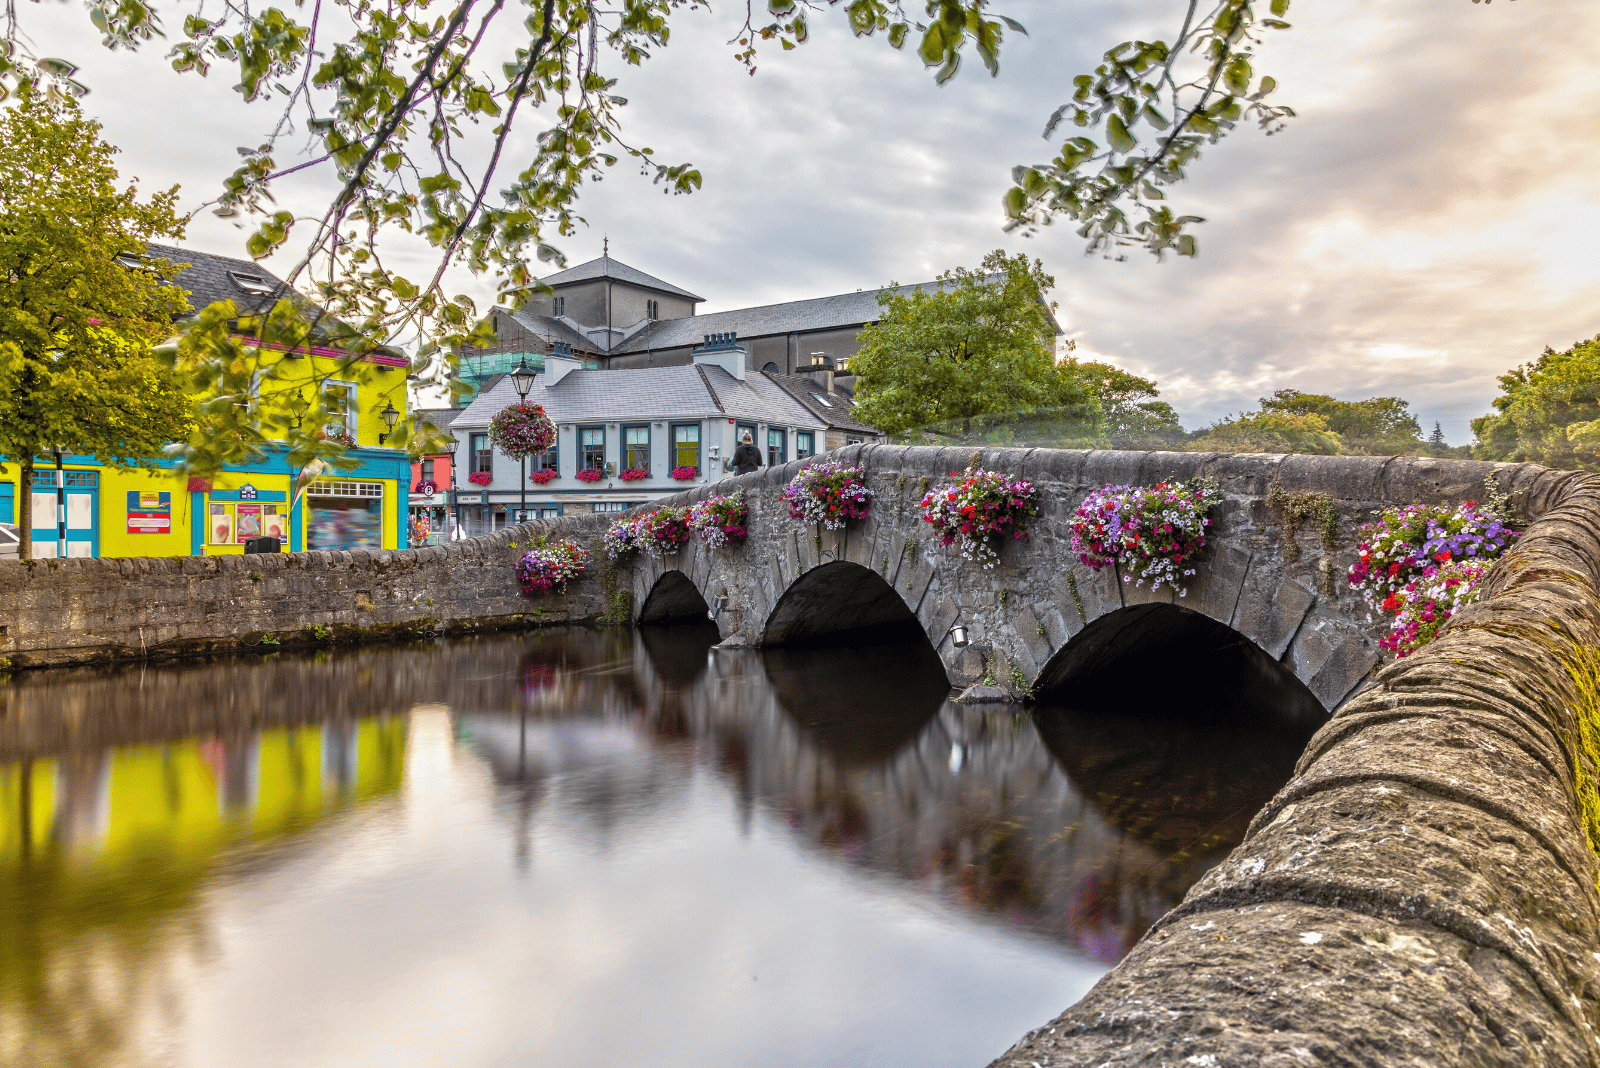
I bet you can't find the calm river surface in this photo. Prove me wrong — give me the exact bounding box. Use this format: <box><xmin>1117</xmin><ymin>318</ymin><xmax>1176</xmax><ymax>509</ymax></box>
<box><xmin>0</xmin><ymin>627</ymin><xmax>1315</xmax><ymax>1068</ymax></box>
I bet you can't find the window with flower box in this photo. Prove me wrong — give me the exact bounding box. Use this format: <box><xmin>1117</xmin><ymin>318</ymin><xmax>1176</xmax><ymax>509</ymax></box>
<box><xmin>671</xmin><ymin>423</ymin><xmax>699</xmax><ymax>474</ymax></box>
<box><xmin>470</xmin><ymin>432</ymin><xmax>492</xmax><ymax>473</ymax></box>
<box><xmin>623</xmin><ymin>425</ymin><xmax>650</xmax><ymax>473</ymax></box>
<box><xmin>579</xmin><ymin>426</ymin><xmax>605</xmax><ymax>472</ymax></box>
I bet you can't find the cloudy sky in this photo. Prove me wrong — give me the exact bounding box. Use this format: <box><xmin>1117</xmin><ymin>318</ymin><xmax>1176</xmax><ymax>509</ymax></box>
<box><xmin>19</xmin><ymin>0</ymin><xmax>1600</xmax><ymax>441</ymax></box>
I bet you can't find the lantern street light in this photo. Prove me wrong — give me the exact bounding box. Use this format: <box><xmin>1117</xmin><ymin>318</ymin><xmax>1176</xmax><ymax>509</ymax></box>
<box><xmin>510</xmin><ymin>357</ymin><xmax>536</xmax><ymax>525</ymax></box>
<box><xmin>378</xmin><ymin>401</ymin><xmax>400</xmax><ymax>445</ymax></box>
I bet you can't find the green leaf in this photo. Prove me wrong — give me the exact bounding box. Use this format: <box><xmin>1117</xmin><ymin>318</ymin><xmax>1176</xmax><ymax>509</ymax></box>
<box><xmin>1105</xmin><ymin>114</ymin><xmax>1136</xmax><ymax>153</ymax></box>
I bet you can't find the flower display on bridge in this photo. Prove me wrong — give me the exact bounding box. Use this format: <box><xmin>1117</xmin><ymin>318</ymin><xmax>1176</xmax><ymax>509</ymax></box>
<box><xmin>602</xmin><ymin>514</ymin><xmax>644</xmax><ymax>560</ymax></box>
<box><xmin>640</xmin><ymin>506</ymin><xmax>692</xmax><ymax>555</ymax></box>
<box><xmin>1379</xmin><ymin>557</ymin><xmax>1493</xmax><ymax>658</ymax></box>
<box><xmin>689</xmin><ymin>491</ymin><xmax>749</xmax><ymax>549</ymax></box>
<box><xmin>1066</xmin><ymin>478</ymin><xmax>1221</xmax><ymax>594</ymax></box>
<box><xmin>488</xmin><ymin>402</ymin><xmax>557</xmax><ymax>460</ymax></box>
<box><xmin>780</xmin><ymin>461</ymin><xmax>874</xmax><ymax>529</ymax></box>
<box><xmin>922</xmin><ymin>467</ymin><xmax>1039</xmax><ymax>569</ymax></box>
<box><xmin>1347</xmin><ymin>501</ymin><xmax>1519</xmax><ymax>615</ymax></box>
<box><xmin>515</xmin><ymin>538</ymin><xmax>588</xmax><ymax>595</ymax></box>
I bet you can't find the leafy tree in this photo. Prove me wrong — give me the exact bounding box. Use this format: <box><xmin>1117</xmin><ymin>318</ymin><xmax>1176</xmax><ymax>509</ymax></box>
<box><xmin>0</xmin><ymin>89</ymin><xmax>193</xmax><ymax>559</ymax></box>
<box><xmin>1071</xmin><ymin>360</ymin><xmax>1186</xmax><ymax>445</ymax></box>
<box><xmin>1258</xmin><ymin>389</ymin><xmax>1423</xmax><ymax>453</ymax></box>
<box><xmin>1472</xmin><ymin>336</ymin><xmax>1600</xmax><ymax>470</ymax></box>
<box><xmin>850</xmin><ymin>250</ymin><xmax>1097</xmax><ymax>437</ymax></box>
<box><xmin>1188</xmin><ymin>410</ymin><xmax>1340</xmax><ymax>455</ymax></box>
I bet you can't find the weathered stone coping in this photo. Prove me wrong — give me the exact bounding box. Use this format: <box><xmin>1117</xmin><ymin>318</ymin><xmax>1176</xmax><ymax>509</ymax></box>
<box><xmin>988</xmin><ymin>471</ymin><xmax>1600</xmax><ymax>1067</ymax></box>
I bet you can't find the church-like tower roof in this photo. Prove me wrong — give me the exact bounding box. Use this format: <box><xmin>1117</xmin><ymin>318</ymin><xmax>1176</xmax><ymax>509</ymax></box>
<box><xmin>538</xmin><ymin>254</ymin><xmax>705</xmax><ymax>302</ymax></box>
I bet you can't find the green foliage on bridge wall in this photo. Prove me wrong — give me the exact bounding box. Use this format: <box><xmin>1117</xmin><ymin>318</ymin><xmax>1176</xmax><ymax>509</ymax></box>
<box><xmin>1561</xmin><ymin>642</ymin><xmax>1600</xmax><ymax>888</ymax></box>
<box><xmin>1265</xmin><ymin>485</ymin><xmax>1337</xmax><ymax>564</ymax></box>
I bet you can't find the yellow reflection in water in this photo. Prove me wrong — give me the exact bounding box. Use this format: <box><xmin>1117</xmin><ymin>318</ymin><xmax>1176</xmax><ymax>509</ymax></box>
<box><xmin>0</xmin><ymin>717</ymin><xmax>408</xmax><ymax>1068</ymax></box>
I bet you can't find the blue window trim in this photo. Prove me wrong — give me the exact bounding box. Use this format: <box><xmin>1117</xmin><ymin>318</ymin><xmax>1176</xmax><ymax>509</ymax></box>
<box><xmin>669</xmin><ymin>422</ymin><xmax>701</xmax><ymax>474</ymax></box>
<box><xmin>577</xmin><ymin>425</ymin><xmax>606</xmax><ymax>472</ymax></box>
<box><xmin>621</xmin><ymin>423</ymin><xmax>650</xmax><ymax>473</ymax></box>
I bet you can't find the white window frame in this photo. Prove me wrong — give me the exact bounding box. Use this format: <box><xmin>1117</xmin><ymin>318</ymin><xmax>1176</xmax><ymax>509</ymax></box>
<box><xmin>321</xmin><ymin>379</ymin><xmax>359</xmax><ymax>437</ymax></box>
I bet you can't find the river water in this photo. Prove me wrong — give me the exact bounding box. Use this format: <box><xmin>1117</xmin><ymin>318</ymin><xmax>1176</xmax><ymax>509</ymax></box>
<box><xmin>0</xmin><ymin>627</ymin><xmax>1315</xmax><ymax>1068</ymax></box>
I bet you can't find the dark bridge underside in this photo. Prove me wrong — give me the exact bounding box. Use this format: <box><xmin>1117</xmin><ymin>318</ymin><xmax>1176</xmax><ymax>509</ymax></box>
<box><xmin>638</xmin><ymin>570</ymin><xmax>712</xmax><ymax>624</ymax></box>
<box><xmin>1033</xmin><ymin>603</ymin><xmax>1327</xmax><ymax>730</ymax></box>
<box><xmin>761</xmin><ymin>561</ymin><xmax>926</xmax><ymax>648</ymax></box>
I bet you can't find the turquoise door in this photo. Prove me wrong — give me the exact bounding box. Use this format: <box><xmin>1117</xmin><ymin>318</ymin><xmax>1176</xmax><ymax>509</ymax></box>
<box><xmin>0</xmin><ymin>481</ymin><xmax>12</xmax><ymax>524</ymax></box>
<box><xmin>30</xmin><ymin>470</ymin><xmax>99</xmax><ymax>558</ymax></box>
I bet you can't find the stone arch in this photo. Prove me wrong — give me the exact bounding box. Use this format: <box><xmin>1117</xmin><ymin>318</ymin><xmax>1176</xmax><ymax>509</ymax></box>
<box><xmin>638</xmin><ymin>570</ymin><xmax>712</xmax><ymax>624</ymax></box>
<box><xmin>761</xmin><ymin>560</ymin><xmax>929</xmax><ymax>648</ymax></box>
<box><xmin>1031</xmin><ymin>603</ymin><xmax>1327</xmax><ymax>730</ymax></box>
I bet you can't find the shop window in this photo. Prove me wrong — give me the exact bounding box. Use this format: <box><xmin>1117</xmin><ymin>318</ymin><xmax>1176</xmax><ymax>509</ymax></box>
<box><xmin>796</xmin><ymin>431</ymin><xmax>815</xmax><ymax>460</ymax></box>
<box><xmin>471</xmin><ymin>432</ymin><xmax>492</xmax><ymax>473</ymax></box>
<box><xmin>623</xmin><ymin>425</ymin><xmax>650</xmax><ymax>472</ymax></box>
<box><xmin>208</xmin><ymin>503</ymin><xmax>285</xmax><ymax>546</ymax></box>
<box><xmin>305</xmin><ymin>480</ymin><xmax>383</xmax><ymax>551</ymax></box>
<box><xmin>766</xmin><ymin>427</ymin><xmax>787</xmax><ymax>467</ymax></box>
<box><xmin>671</xmin><ymin>423</ymin><xmax>699</xmax><ymax>473</ymax></box>
<box><xmin>579</xmin><ymin>426</ymin><xmax>605</xmax><ymax>472</ymax></box>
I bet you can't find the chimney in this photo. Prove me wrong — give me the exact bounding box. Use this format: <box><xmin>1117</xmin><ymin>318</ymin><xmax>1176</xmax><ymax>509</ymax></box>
<box><xmin>692</xmin><ymin>332</ymin><xmax>747</xmax><ymax>381</ymax></box>
<box><xmin>544</xmin><ymin>354</ymin><xmax>583</xmax><ymax>386</ymax></box>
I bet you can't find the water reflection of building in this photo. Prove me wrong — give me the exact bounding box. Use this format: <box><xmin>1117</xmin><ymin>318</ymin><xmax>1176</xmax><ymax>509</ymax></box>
<box><xmin>0</xmin><ymin>718</ymin><xmax>407</xmax><ymax>1068</ymax></box>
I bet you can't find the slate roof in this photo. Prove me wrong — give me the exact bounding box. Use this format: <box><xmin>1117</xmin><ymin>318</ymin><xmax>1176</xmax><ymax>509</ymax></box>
<box><xmin>765</xmin><ymin>373</ymin><xmax>878</xmax><ymax>435</ymax></box>
<box><xmin>537</xmin><ymin>255</ymin><xmax>705</xmax><ymax>302</ymax></box>
<box><xmin>413</xmin><ymin>407</ymin><xmax>463</xmax><ymax>431</ymax></box>
<box><xmin>453</xmin><ymin>363</ymin><xmax>825</xmax><ymax>430</ymax></box>
<box><xmin>503</xmin><ymin>307</ymin><xmax>591</xmax><ymax>350</ymax></box>
<box><xmin>144</xmin><ymin>242</ymin><xmax>313</xmax><ymax>320</ymax></box>
<box><xmin>613</xmin><ymin>279</ymin><xmax>982</xmax><ymax>353</ymax></box>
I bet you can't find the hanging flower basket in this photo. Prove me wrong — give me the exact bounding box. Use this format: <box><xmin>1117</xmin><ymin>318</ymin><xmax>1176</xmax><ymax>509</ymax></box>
<box><xmin>575</xmin><ymin>468</ymin><xmax>604</xmax><ymax>483</ymax></box>
<box><xmin>1379</xmin><ymin>557</ymin><xmax>1493</xmax><ymax>658</ymax></box>
<box><xmin>516</xmin><ymin>539</ymin><xmax>588</xmax><ymax>595</ymax></box>
<box><xmin>468</xmin><ymin>470</ymin><xmax>492</xmax><ymax>486</ymax></box>
<box><xmin>619</xmin><ymin>467</ymin><xmax>649</xmax><ymax>482</ymax></box>
<box><xmin>1347</xmin><ymin>500</ymin><xmax>1519</xmax><ymax>615</ymax></box>
<box><xmin>488</xmin><ymin>402</ymin><xmax>556</xmax><ymax>460</ymax></box>
<box><xmin>640</xmin><ymin>507</ymin><xmax>692</xmax><ymax>555</ymax></box>
<box><xmin>602</xmin><ymin>515</ymin><xmax>645</xmax><ymax>560</ymax></box>
<box><xmin>780</xmin><ymin>461</ymin><xmax>873</xmax><ymax>529</ymax></box>
<box><xmin>1067</xmin><ymin>479</ymin><xmax>1219</xmax><ymax>593</ymax></box>
<box><xmin>922</xmin><ymin>468</ymin><xmax>1039</xmax><ymax>570</ymax></box>
<box><xmin>528</xmin><ymin>469</ymin><xmax>558</xmax><ymax>485</ymax></box>
<box><xmin>670</xmin><ymin>465</ymin><xmax>699</xmax><ymax>481</ymax></box>
<box><xmin>689</xmin><ymin>491</ymin><xmax>749</xmax><ymax>549</ymax></box>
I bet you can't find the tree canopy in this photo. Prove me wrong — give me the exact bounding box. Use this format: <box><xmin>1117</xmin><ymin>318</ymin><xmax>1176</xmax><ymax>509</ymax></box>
<box><xmin>1472</xmin><ymin>336</ymin><xmax>1600</xmax><ymax>471</ymax></box>
<box><xmin>0</xmin><ymin>0</ymin><xmax>1308</xmax><ymax>395</ymax></box>
<box><xmin>0</xmin><ymin>89</ymin><xmax>194</xmax><ymax>558</ymax></box>
<box><xmin>1072</xmin><ymin>360</ymin><xmax>1185</xmax><ymax>446</ymax></box>
<box><xmin>1258</xmin><ymin>389</ymin><xmax>1423</xmax><ymax>453</ymax></box>
<box><xmin>1188</xmin><ymin>410</ymin><xmax>1340</xmax><ymax>455</ymax></box>
<box><xmin>849</xmin><ymin>250</ymin><xmax>1097</xmax><ymax>437</ymax></box>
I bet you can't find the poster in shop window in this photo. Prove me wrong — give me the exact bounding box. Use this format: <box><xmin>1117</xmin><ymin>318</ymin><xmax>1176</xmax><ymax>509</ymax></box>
<box><xmin>125</xmin><ymin>490</ymin><xmax>171</xmax><ymax>534</ymax></box>
<box><xmin>235</xmin><ymin>503</ymin><xmax>262</xmax><ymax>541</ymax></box>
<box><xmin>262</xmin><ymin>507</ymin><xmax>286</xmax><ymax>541</ymax></box>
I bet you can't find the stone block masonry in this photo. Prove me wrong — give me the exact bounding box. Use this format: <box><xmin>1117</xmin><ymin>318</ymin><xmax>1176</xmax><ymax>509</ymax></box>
<box><xmin>0</xmin><ymin>515</ymin><xmax>611</xmax><ymax>669</ymax></box>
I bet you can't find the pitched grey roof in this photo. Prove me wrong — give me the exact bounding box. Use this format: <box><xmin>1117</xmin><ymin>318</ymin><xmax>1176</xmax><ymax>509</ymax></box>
<box><xmin>765</xmin><ymin>373</ymin><xmax>878</xmax><ymax>435</ymax></box>
<box><xmin>537</xmin><ymin>255</ymin><xmax>705</xmax><ymax>302</ymax></box>
<box><xmin>504</xmin><ymin>307</ymin><xmax>590</xmax><ymax>350</ymax></box>
<box><xmin>615</xmin><ymin>280</ymin><xmax>954</xmax><ymax>353</ymax></box>
<box><xmin>453</xmin><ymin>364</ymin><xmax>826</xmax><ymax>430</ymax></box>
<box><xmin>144</xmin><ymin>242</ymin><xmax>312</xmax><ymax>320</ymax></box>
<box><xmin>413</xmin><ymin>407</ymin><xmax>463</xmax><ymax>430</ymax></box>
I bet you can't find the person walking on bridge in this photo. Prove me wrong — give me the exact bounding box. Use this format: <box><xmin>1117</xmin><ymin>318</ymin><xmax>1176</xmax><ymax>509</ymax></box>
<box><xmin>732</xmin><ymin>432</ymin><xmax>762</xmax><ymax>476</ymax></box>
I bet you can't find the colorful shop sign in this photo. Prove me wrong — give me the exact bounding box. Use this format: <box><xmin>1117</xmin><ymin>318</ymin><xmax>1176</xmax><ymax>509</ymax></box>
<box><xmin>126</xmin><ymin>491</ymin><xmax>172</xmax><ymax>534</ymax></box>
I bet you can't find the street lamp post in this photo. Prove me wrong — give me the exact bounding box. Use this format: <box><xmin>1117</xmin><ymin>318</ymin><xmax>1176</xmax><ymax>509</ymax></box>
<box><xmin>448</xmin><ymin>436</ymin><xmax>460</xmax><ymax>540</ymax></box>
<box><xmin>378</xmin><ymin>401</ymin><xmax>400</xmax><ymax>445</ymax></box>
<box><xmin>509</xmin><ymin>356</ymin><xmax>537</xmax><ymax>526</ymax></box>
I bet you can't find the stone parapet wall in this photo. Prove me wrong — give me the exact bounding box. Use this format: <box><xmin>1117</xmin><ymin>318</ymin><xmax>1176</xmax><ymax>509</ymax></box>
<box><xmin>988</xmin><ymin>470</ymin><xmax>1600</xmax><ymax>1067</ymax></box>
<box><xmin>0</xmin><ymin>515</ymin><xmax>610</xmax><ymax>670</ymax></box>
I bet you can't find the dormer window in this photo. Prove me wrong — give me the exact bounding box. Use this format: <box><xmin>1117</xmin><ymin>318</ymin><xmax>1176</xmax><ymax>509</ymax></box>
<box><xmin>228</xmin><ymin>271</ymin><xmax>275</xmax><ymax>296</ymax></box>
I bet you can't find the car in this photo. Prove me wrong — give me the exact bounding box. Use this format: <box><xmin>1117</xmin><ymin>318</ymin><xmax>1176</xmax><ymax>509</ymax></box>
<box><xmin>0</xmin><ymin>523</ymin><xmax>18</xmax><ymax>560</ymax></box>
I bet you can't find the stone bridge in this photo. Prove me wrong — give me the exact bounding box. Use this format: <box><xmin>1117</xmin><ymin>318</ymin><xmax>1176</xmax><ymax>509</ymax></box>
<box><xmin>625</xmin><ymin>445</ymin><xmax>1572</xmax><ymax>715</ymax></box>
